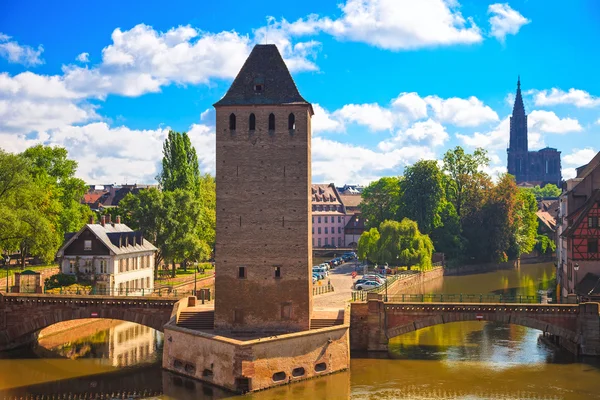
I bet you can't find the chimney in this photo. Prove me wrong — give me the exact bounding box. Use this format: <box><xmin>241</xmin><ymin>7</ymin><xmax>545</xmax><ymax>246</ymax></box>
<box><xmin>88</xmin><ymin>215</ymin><xmax>94</xmax><ymax>224</ymax></box>
<box><xmin>116</xmin><ymin>215</ymin><xmax>121</xmax><ymax>224</ymax></box>
<box><xmin>107</xmin><ymin>214</ymin><xmax>112</xmax><ymax>224</ymax></box>
<box><xmin>101</xmin><ymin>215</ymin><xmax>106</xmax><ymax>227</ymax></box>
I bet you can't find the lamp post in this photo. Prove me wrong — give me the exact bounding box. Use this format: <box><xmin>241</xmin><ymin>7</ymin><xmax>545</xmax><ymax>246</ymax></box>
<box><xmin>574</xmin><ymin>263</ymin><xmax>580</xmax><ymax>301</ymax></box>
<box><xmin>194</xmin><ymin>263</ymin><xmax>198</xmax><ymax>297</ymax></box>
<box><xmin>4</xmin><ymin>255</ymin><xmax>10</xmax><ymax>293</ymax></box>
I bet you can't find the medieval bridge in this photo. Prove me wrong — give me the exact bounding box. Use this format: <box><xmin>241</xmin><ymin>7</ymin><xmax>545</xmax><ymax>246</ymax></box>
<box><xmin>0</xmin><ymin>293</ymin><xmax>178</xmax><ymax>351</ymax></box>
<box><xmin>350</xmin><ymin>293</ymin><xmax>600</xmax><ymax>356</ymax></box>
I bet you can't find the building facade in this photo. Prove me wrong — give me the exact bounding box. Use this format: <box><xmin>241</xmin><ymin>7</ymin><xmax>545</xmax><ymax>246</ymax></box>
<box><xmin>213</xmin><ymin>44</ymin><xmax>314</xmax><ymax>333</ymax></box>
<box><xmin>557</xmin><ymin>151</ymin><xmax>600</xmax><ymax>299</ymax></box>
<box><xmin>312</xmin><ymin>184</ymin><xmax>347</xmax><ymax>248</ymax></box>
<box><xmin>507</xmin><ymin>78</ymin><xmax>562</xmax><ymax>186</ymax></box>
<box><xmin>56</xmin><ymin>215</ymin><xmax>156</xmax><ymax>295</ymax></box>
<box><xmin>344</xmin><ymin>214</ymin><xmax>367</xmax><ymax>248</ymax></box>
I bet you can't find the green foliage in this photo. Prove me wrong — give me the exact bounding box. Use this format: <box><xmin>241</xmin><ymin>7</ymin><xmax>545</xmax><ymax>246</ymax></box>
<box><xmin>525</xmin><ymin>184</ymin><xmax>562</xmax><ymax>200</ymax></box>
<box><xmin>357</xmin><ymin>227</ymin><xmax>380</xmax><ymax>263</ymax></box>
<box><xmin>442</xmin><ymin>146</ymin><xmax>490</xmax><ymax>220</ymax></box>
<box><xmin>357</xmin><ymin>219</ymin><xmax>433</xmax><ymax>269</ymax></box>
<box><xmin>535</xmin><ymin>234</ymin><xmax>556</xmax><ymax>255</ymax></box>
<box><xmin>44</xmin><ymin>273</ymin><xmax>77</xmax><ymax>289</ymax></box>
<box><xmin>359</xmin><ymin>177</ymin><xmax>401</xmax><ymax>228</ymax></box>
<box><xmin>157</xmin><ymin>131</ymin><xmax>201</xmax><ymax>193</ymax></box>
<box><xmin>430</xmin><ymin>200</ymin><xmax>465</xmax><ymax>261</ymax></box>
<box><xmin>399</xmin><ymin>160</ymin><xmax>444</xmax><ymax>234</ymax></box>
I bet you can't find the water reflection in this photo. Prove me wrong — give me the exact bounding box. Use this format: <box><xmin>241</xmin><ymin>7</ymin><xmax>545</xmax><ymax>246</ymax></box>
<box><xmin>2</xmin><ymin>263</ymin><xmax>600</xmax><ymax>400</ymax></box>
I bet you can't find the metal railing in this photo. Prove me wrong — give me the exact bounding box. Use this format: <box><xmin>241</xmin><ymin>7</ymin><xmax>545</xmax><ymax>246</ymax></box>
<box><xmin>313</xmin><ymin>284</ymin><xmax>334</xmax><ymax>296</ymax></box>
<box><xmin>42</xmin><ymin>287</ymin><xmax>205</xmax><ymax>298</ymax></box>
<box><xmin>352</xmin><ymin>292</ymin><xmax>545</xmax><ymax>303</ymax></box>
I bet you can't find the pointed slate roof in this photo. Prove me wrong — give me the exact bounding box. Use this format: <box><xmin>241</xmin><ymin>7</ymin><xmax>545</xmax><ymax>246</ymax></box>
<box><xmin>214</xmin><ymin>44</ymin><xmax>311</xmax><ymax>110</ymax></box>
<box><xmin>512</xmin><ymin>76</ymin><xmax>526</xmax><ymax>116</ymax></box>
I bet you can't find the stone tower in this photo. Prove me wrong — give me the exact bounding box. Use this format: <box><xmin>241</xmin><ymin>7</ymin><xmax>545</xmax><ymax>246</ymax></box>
<box><xmin>507</xmin><ymin>76</ymin><xmax>529</xmax><ymax>183</ymax></box>
<box><xmin>212</xmin><ymin>44</ymin><xmax>314</xmax><ymax>333</ymax></box>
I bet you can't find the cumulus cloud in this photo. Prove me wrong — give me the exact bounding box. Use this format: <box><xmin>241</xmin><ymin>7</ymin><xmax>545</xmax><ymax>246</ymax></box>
<box><xmin>378</xmin><ymin>119</ymin><xmax>449</xmax><ymax>151</ymax></box>
<box><xmin>76</xmin><ymin>52</ymin><xmax>89</xmax><ymax>62</ymax></box>
<box><xmin>528</xmin><ymin>110</ymin><xmax>582</xmax><ymax>133</ymax></box>
<box><xmin>531</xmin><ymin>88</ymin><xmax>600</xmax><ymax>108</ymax></box>
<box><xmin>562</xmin><ymin>147</ymin><xmax>597</xmax><ymax>167</ymax></box>
<box><xmin>334</xmin><ymin>103</ymin><xmax>395</xmax><ymax>131</ymax></box>
<box><xmin>312</xmin><ymin>104</ymin><xmax>344</xmax><ymax>134</ymax></box>
<box><xmin>488</xmin><ymin>3</ymin><xmax>530</xmax><ymax>42</ymax></box>
<box><xmin>0</xmin><ymin>33</ymin><xmax>44</xmax><ymax>66</ymax></box>
<box><xmin>318</xmin><ymin>0</ymin><xmax>482</xmax><ymax>50</ymax></box>
<box><xmin>391</xmin><ymin>92</ymin><xmax>428</xmax><ymax>121</ymax></box>
<box><xmin>312</xmin><ymin>136</ymin><xmax>435</xmax><ymax>184</ymax></box>
<box><xmin>425</xmin><ymin>95</ymin><xmax>499</xmax><ymax>127</ymax></box>
<box><xmin>456</xmin><ymin>116</ymin><xmax>545</xmax><ymax>150</ymax></box>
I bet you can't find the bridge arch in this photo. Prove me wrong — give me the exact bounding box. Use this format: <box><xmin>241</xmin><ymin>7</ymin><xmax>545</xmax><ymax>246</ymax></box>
<box><xmin>0</xmin><ymin>294</ymin><xmax>179</xmax><ymax>351</ymax></box>
<box><xmin>385</xmin><ymin>311</ymin><xmax>579</xmax><ymax>343</ymax></box>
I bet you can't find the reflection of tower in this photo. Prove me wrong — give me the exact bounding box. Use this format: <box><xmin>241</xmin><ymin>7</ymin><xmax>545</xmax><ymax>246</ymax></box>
<box><xmin>109</xmin><ymin>322</ymin><xmax>157</xmax><ymax>367</ymax></box>
<box><xmin>507</xmin><ymin>76</ymin><xmax>528</xmax><ymax>183</ymax></box>
<box><xmin>213</xmin><ymin>44</ymin><xmax>314</xmax><ymax>333</ymax></box>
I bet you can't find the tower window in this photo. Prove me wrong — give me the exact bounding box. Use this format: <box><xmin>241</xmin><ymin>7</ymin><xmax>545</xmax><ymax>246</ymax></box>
<box><xmin>274</xmin><ymin>266</ymin><xmax>281</xmax><ymax>278</ymax></box>
<box><xmin>249</xmin><ymin>113</ymin><xmax>256</xmax><ymax>131</ymax></box>
<box><xmin>288</xmin><ymin>113</ymin><xmax>295</xmax><ymax>130</ymax></box>
<box><xmin>238</xmin><ymin>266</ymin><xmax>246</xmax><ymax>278</ymax></box>
<box><xmin>229</xmin><ymin>113</ymin><xmax>236</xmax><ymax>130</ymax></box>
<box><xmin>268</xmin><ymin>113</ymin><xmax>275</xmax><ymax>131</ymax></box>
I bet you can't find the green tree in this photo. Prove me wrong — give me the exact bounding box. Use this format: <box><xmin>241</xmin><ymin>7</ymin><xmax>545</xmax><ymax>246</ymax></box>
<box><xmin>378</xmin><ymin>219</ymin><xmax>434</xmax><ymax>269</ymax></box>
<box><xmin>357</xmin><ymin>227</ymin><xmax>380</xmax><ymax>264</ymax></box>
<box><xmin>430</xmin><ymin>200</ymin><xmax>464</xmax><ymax>261</ymax></box>
<box><xmin>535</xmin><ymin>234</ymin><xmax>556</xmax><ymax>255</ymax></box>
<box><xmin>525</xmin><ymin>184</ymin><xmax>562</xmax><ymax>200</ymax></box>
<box><xmin>442</xmin><ymin>146</ymin><xmax>490</xmax><ymax>220</ymax></box>
<box><xmin>21</xmin><ymin>145</ymin><xmax>90</xmax><ymax>237</ymax></box>
<box><xmin>510</xmin><ymin>187</ymin><xmax>539</xmax><ymax>258</ymax></box>
<box><xmin>399</xmin><ymin>160</ymin><xmax>444</xmax><ymax>234</ymax></box>
<box><xmin>360</xmin><ymin>177</ymin><xmax>401</xmax><ymax>228</ymax></box>
<box><xmin>157</xmin><ymin>131</ymin><xmax>201</xmax><ymax>193</ymax></box>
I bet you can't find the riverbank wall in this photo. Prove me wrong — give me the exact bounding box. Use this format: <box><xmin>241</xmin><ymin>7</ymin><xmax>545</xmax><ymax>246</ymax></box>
<box><xmin>387</xmin><ymin>268</ymin><xmax>444</xmax><ymax>294</ymax></box>
<box><xmin>444</xmin><ymin>260</ymin><xmax>519</xmax><ymax>276</ymax></box>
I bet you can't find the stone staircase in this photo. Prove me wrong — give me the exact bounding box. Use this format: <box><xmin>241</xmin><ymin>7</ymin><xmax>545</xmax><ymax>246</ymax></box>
<box><xmin>177</xmin><ymin>310</ymin><xmax>214</xmax><ymax>330</ymax></box>
<box><xmin>310</xmin><ymin>318</ymin><xmax>344</xmax><ymax>330</ymax></box>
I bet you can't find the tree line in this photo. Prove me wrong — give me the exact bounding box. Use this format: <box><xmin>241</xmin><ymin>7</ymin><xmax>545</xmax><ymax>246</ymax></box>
<box><xmin>0</xmin><ymin>145</ymin><xmax>91</xmax><ymax>267</ymax></box>
<box><xmin>358</xmin><ymin>146</ymin><xmax>540</xmax><ymax>268</ymax></box>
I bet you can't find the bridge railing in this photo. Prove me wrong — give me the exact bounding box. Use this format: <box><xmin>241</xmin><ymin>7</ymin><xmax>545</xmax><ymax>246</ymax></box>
<box><xmin>352</xmin><ymin>292</ymin><xmax>545</xmax><ymax>303</ymax></box>
<box><xmin>42</xmin><ymin>287</ymin><xmax>213</xmax><ymax>299</ymax></box>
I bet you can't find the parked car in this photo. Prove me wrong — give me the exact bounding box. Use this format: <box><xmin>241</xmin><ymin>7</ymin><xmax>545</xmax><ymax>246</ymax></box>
<box><xmin>355</xmin><ymin>281</ymin><xmax>382</xmax><ymax>291</ymax></box>
<box><xmin>354</xmin><ymin>278</ymin><xmax>370</xmax><ymax>287</ymax></box>
<box><xmin>312</xmin><ymin>276</ymin><xmax>318</xmax><ymax>284</ymax></box>
<box><xmin>363</xmin><ymin>275</ymin><xmax>385</xmax><ymax>283</ymax></box>
<box><xmin>312</xmin><ymin>267</ymin><xmax>328</xmax><ymax>278</ymax></box>
<box><xmin>313</xmin><ymin>272</ymin><xmax>322</xmax><ymax>281</ymax></box>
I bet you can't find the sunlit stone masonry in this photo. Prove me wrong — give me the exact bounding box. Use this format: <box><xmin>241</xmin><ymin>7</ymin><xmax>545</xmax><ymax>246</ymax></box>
<box><xmin>162</xmin><ymin>44</ymin><xmax>350</xmax><ymax>393</ymax></box>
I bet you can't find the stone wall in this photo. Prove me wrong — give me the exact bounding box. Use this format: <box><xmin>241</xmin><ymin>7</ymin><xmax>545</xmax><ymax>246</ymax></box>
<box><xmin>163</xmin><ymin>321</ymin><xmax>349</xmax><ymax>393</ymax></box>
<box><xmin>214</xmin><ymin>105</ymin><xmax>313</xmax><ymax>332</ymax></box>
<box><xmin>444</xmin><ymin>260</ymin><xmax>519</xmax><ymax>276</ymax></box>
<box><xmin>387</xmin><ymin>267</ymin><xmax>445</xmax><ymax>294</ymax></box>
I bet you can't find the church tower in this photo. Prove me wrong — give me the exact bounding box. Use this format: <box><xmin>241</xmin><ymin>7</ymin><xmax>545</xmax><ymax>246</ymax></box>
<box><xmin>507</xmin><ymin>76</ymin><xmax>529</xmax><ymax>183</ymax></box>
<box><xmin>212</xmin><ymin>45</ymin><xmax>314</xmax><ymax>333</ymax></box>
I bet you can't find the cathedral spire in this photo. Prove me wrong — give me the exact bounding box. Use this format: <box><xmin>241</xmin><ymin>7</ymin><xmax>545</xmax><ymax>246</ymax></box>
<box><xmin>512</xmin><ymin>75</ymin><xmax>525</xmax><ymax>116</ymax></box>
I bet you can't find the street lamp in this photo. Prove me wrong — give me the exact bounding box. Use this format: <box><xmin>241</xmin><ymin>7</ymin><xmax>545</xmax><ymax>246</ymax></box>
<box><xmin>4</xmin><ymin>255</ymin><xmax>10</xmax><ymax>293</ymax></box>
<box><xmin>574</xmin><ymin>263</ymin><xmax>580</xmax><ymax>300</ymax></box>
<box><xmin>194</xmin><ymin>262</ymin><xmax>198</xmax><ymax>297</ymax></box>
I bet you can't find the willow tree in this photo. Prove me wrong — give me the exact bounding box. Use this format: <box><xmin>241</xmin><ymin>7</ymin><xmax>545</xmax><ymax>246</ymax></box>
<box><xmin>378</xmin><ymin>219</ymin><xmax>434</xmax><ymax>270</ymax></box>
<box><xmin>357</xmin><ymin>227</ymin><xmax>380</xmax><ymax>264</ymax></box>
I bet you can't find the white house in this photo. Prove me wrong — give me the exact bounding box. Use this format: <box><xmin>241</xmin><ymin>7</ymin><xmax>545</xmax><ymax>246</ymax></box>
<box><xmin>56</xmin><ymin>215</ymin><xmax>157</xmax><ymax>295</ymax></box>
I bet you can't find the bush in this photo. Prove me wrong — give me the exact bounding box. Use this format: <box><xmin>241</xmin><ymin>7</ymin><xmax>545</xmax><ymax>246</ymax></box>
<box><xmin>45</xmin><ymin>273</ymin><xmax>76</xmax><ymax>290</ymax></box>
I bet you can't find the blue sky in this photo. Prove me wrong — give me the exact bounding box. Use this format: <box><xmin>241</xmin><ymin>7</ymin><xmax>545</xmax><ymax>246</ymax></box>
<box><xmin>1</xmin><ymin>0</ymin><xmax>598</xmax><ymax>184</ymax></box>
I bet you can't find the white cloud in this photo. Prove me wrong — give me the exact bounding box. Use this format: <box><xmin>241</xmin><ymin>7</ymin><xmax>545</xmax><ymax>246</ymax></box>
<box><xmin>596</xmin><ymin>118</ymin><xmax>600</xmax><ymax>125</ymax></box>
<box><xmin>562</xmin><ymin>148</ymin><xmax>597</xmax><ymax>167</ymax></box>
<box><xmin>76</xmin><ymin>52</ymin><xmax>89</xmax><ymax>62</ymax></box>
<box><xmin>319</xmin><ymin>0</ymin><xmax>482</xmax><ymax>50</ymax></box>
<box><xmin>312</xmin><ymin>104</ymin><xmax>344</xmax><ymax>134</ymax></box>
<box><xmin>312</xmin><ymin>136</ymin><xmax>435</xmax><ymax>184</ymax></box>
<box><xmin>531</xmin><ymin>88</ymin><xmax>600</xmax><ymax>108</ymax></box>
<box><xmin>378</xmin><ymin>119</ymin><xmax>448</xmax><ymax>151</ymax></box>
<box><xmin>391</xmin><ymin>92</ymin><xmax>428</xmax><ymax>121</ymax></box>
<box><xmin>0</xmin><ymin>33</ymin><xmax>44</xmax><ymax>66</ymax></box>
<box><xmin>563</xmin><ymin>168</ymin><xmax>576</xmax><ymax>180</ymax></box>
<box><xmin>528</xmin><ymin>110</ymin><xmax>582</xmax><ymax>133</ymax></box>
<box><xmin>456</xmin><ymin>117</ymin><xmax>510</xmax><ymax>149</ymax></box>
<box><xmin>488</xmin><ymin>3</ymin><xmax>530</xmax><ymax>42</ymax></box>
<box><xmin>425</xmin><ymin>95</ymin><xmax>499</xmax><ymax>127</ymax></box>
<box><xmin>334</xmin><ymin>103</ymin><xmax>395</xmax><ymax>131</ymax></box>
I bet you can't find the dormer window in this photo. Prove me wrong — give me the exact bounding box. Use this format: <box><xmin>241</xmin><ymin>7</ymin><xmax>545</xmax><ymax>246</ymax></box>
<box><xmin>254</xmin><ymin>84</ymin><xmax>263</xmax><ymax>92</ymax></box>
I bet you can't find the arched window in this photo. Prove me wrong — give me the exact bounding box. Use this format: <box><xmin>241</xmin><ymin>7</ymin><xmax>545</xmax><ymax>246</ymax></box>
<box><xmin>288</xmin><ymin>113</ymin><xmax>295</xmax><ymax>130</ymax></box>
<box><xmin>229</xmin><ymin>113</ymin><xmax>236</xmax><ymax>130</ymax></box>
<box><xmin>268</xmin><ymin>113</ymin><xmax>275</xmax><ymax>131</ymax></box>
<box><xmin>249</xmin><ymin>113</ymin><xmax>256</xmax><ymax>131</ymax></box>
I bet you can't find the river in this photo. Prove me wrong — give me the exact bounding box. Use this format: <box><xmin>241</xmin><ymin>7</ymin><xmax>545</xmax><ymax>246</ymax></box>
<box><xmin>1</xmin><ymin>262</ymin><xmax>600</xmax><ymax>399</ymax></box>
